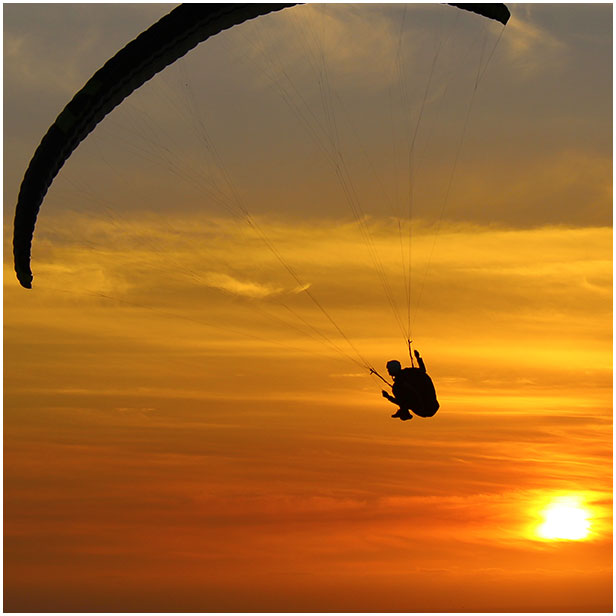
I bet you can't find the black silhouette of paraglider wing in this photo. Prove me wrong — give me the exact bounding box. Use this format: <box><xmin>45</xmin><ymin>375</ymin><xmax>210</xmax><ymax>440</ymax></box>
<box><xmin>448</xmin><ymin>3</ymin><xmax>510</xmax><ymax>25</ymax></box>
<box><xmin>13</xmin><ymin>2</ymin><xmax>510</xmax><ymax>289</ymax></box>
<box><xmin>12</xmin><ymin>3</ymin><xmax>294</xmax><ymax>289</ymax></box>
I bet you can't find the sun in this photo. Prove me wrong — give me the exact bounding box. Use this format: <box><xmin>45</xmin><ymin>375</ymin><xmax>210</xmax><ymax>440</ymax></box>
<box><xmin>536</xmin><ymin>496</ymin><xmax>591</xmax><ymax>541</ymax></box>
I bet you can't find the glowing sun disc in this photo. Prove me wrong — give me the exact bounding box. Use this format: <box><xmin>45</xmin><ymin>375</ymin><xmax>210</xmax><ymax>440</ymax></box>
<box><xmin>536</xmin><ymin>498</ymin><xmax>591</xmax><ymax>540</ymax></box>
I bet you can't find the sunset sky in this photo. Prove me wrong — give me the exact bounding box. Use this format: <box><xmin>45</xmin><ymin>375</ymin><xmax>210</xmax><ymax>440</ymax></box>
<box><xmin>3</xmin><ymin>2</ymin><xmax>612</xmax><ymax>612</ymax></box>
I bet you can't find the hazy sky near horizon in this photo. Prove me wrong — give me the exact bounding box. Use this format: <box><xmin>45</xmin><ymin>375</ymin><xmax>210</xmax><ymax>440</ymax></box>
<box><xmin>4</xmin><ymin>2</ymin><xmax>612</xmax><ymax>612</ymax></box>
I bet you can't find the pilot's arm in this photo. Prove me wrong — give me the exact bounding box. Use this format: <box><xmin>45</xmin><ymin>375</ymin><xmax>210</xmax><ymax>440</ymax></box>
<box><xmin>382</xmin><ymin>390</ymin><xmax>396</xmax><ymax>404</ymax></box>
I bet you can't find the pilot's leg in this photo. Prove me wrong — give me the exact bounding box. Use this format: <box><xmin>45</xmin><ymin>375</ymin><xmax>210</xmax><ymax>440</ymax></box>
<box><xmin>392</xmin><ymin>406</ymin><xmax>412</xmax><ymax>420</ymax></box>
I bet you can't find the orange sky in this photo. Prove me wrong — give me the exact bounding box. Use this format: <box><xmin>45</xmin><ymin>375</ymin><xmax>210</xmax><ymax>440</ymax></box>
<box><xmin>3</xmin><ymin>2</ymin><xmax>612</xmax><ymax>612</ymax></box>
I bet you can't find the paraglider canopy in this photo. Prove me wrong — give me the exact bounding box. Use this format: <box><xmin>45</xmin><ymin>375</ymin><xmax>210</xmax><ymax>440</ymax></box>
<box><xmin>448</xmin><ymin>3</ymin><xmax>510</xmax><ymax>25</ymax></box>
<box><xmin>12</xmin><ymin>3</ymin><xmax>295</xmax><ymax>289</ymax></box>
<box><xmin>12</xmin><ymin>2</ymin><xmax>510</xmax><ymax>289</ymax></box>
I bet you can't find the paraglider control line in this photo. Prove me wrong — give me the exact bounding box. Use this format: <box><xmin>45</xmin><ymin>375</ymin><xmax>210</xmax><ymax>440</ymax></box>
<box><xmin>370</xmin><ymin>368</ymin><xmax>393</xmax><ymax>389</ymax></box>
<box><xmin>407</xmin><ymin>338</ymin><xmax>415</xmax><ymax>368</ymax></box>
